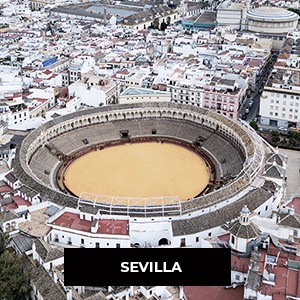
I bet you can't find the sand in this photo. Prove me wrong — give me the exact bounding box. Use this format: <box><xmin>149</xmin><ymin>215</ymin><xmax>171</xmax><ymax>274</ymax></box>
<box><xmin>63</xmin><ymin>142</ymin><xmax>210</xmax><ymax>204</ymax></box>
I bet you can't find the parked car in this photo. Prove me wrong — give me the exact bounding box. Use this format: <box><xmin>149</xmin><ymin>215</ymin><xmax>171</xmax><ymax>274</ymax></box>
<box><xmin>278</xmin><ymin>127</ymin><xmax>288</xmax><ymax>132</ymax></box>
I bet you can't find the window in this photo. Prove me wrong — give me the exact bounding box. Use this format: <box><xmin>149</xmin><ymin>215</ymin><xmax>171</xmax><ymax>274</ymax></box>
<box><xmin>294</xmin><ymin>230</ymin><xmax>298</xmax><ymax>237</ymax></box>
<box><xmin>81</xmin><ymin>238</ymin><xmax>84</xmax><ymax>244</ymax></box>
<box><xmin>235</xmin><ymin>274</ymin><xmax>240</xmax><ymax>281</ymax></box>
<box><xmin>196</xmin><ymin>237</ymin><xmax>199</xmax><ymax>242</ymax></box>
<box><xmin>283</xmin><ymin>101</ymin><xmax>286</xmax><ymax>105</ymax></box>
<box><xmin>231</xmin><ymin>235</ymin><xmax>235</xmax><ymax>244</ymax></box>
<box><xmin>180</xmin><ymin>238</ymin><xmax>186</xmax><ymax>247</ymax></box>
<box><xmin>116</xmin><ymin>243</ymin><xmax>120</xmax><ymax>248</ymax></box>
<box><xmin>265</xmin><ymin>205</ymin><xmax>268</xmax><ymax>211</ymax></box>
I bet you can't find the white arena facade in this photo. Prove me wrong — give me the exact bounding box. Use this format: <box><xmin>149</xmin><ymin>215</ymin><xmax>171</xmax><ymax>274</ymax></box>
<box><xmin>246</xmin><ymin>6</ymin><xmax>299</xmax><ymax>34</ymax></box>
<box><xmin>14</xmin><ymin>102</ymin><xmax>286</xmax><ymax>248</ymax></box>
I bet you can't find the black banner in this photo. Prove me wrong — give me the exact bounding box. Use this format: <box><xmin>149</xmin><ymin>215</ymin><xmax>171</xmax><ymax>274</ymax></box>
<box><xmin>64</xmin><ymin>248</ymin><xmax>231</xmax><ymax>286</ymax></box>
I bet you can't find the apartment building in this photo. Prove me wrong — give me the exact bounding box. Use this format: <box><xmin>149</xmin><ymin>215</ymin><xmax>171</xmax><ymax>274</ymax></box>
<box><xmin>260</xmin><ymin>68</ymin><xmax>300</xmax><ymax>128</ymax></box>
<box><xmin>203</xmin><ymin>77</ymin><xmax>247</xmax><ymax>119</ymax></box>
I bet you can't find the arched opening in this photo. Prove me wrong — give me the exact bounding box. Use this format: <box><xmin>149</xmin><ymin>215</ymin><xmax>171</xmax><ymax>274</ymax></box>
<box><xmin>158</xmin><ymin>238</ymin><xmax>169</xmax><ymax>246</ymax></box>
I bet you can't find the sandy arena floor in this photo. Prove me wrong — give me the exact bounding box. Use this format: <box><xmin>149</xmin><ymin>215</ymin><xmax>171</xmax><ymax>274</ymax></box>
<box><xmin>63</xmin><ymin>142</ymin><xmax>210</xmax><ymax>204</ymax></box>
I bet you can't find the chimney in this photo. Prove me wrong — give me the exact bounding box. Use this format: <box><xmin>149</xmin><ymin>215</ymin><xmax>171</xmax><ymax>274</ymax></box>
<box><xmin>66</xmin><ymin>288</ymin><xmax>72</xmax><ymax>300</ymax></box>
<box><xmin>53</xmin><ymin>271</ymin><xmax>58</xmax><ymax>283</ymax></box>
<box><xmin>91</xmin><ymin>219</ymin><xmax>99</xmax><ymax>233</ymax></box>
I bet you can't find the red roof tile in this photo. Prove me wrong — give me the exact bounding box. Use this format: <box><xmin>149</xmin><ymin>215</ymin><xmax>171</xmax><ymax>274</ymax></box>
<box><xmin>183</xmin><ymin>285</ymin><xmax>244</xmax><ymax>300</ymax></box>
<box><xmin>97</xmin><ymin>219</ymin><xmax>129</xmax><ymax>235</ymax></box>
<box><xmin>13</xmin><ymin>195</ymin><xmax>32</xmax><ymax>207</ymax></box>
<box><xmin>51</xmin><ymin>212</ymin><xmax>91</xmax><ymax>232</ymax></box>
<box><xmin>51</xmin><ymin>212</ymin><xmax>129</xmax><ymax>235</ymax></box>
<box><xmin>0</xmin><ymin>185</ymin><xmax>13</xmax><ymax>193</ymax></box>
<box><xmin>1</xmin><ymin>203</ymin><xmax>17</xmax><ymax>210</ymax></box>
<box><xmin>231</xmin><ymin>254</ymin><xmax>250</xmax><ymax>273</ymax></box>
<box><xmin>42</xmin><ymin>70</ymin><xmax>52</xmax><ymax>75</ymax></box>
<box><xmin>286</xmin><ymin>197</ymin><xmax>300</xmax><ymax>215</ymax></box>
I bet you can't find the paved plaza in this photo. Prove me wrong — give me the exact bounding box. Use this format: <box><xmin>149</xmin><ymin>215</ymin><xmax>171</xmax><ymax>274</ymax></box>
<box><xmin>279</xmin><ymin>148</ymin><xmax>300</xmax><ymax>200</ymax></box>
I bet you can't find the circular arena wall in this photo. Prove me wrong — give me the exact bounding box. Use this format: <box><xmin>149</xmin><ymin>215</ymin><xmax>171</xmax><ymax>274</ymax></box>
<box><xmin>14</xmin><ymin>102</ymin><xmax>266</xmax><ymax>218</ymax></box>
<box><xmin>247</xmin><ymin>6</ymin><xmax>299</xmax><ymax>34</ymax></box>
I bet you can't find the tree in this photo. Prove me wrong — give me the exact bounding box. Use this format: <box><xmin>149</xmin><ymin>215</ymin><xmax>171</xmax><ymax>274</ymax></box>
<box><xmin>0</xmin><ymin>251</ymin><xmax>32</xmax><ymax>300</ymax></box>
<box><xmin>0</xmin><ymin>232</ymin><xmax>32</xmax><ymax>300</ymax></box>
<box><xmin>249</xmin><ymin>121</ymin><xmax>258</xmax><ymax>131</ymax></box>
<box><xmin>152</xmin><ymin>18</ymin><xmax>159</xmax><ymax>30</ymax></box>
<box><xmin>271</xmin><ymin>130</ymin><xmax>280</xmax><ymax>144</ymax></box>
<box><xmin>0</xmin><ymin>232</ymin><xmax>10</xmax><ymax>255</ymax></box>
<box><xmin>288</xmin><ymin>8</ymin><xmax>300</xmax><ymax>16</ymax></box>
<box><xmin>160</xmin><ymin>20</ymin><xmax>167</xmax><ymax>31</ymax></box>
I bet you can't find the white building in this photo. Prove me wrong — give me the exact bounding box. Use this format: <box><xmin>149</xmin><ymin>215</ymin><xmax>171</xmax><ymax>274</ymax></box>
<box><xmin>119</xmin><ymin>87</ymin><xmax>171</xmax><ymax>104</ymax></box>
<box><xmin>0</xmin><ymin>66</ymin><xmax>22</xmax><ymax>98</ymax></box>
<box><xmin>216</xmin><ymin>1</ymin><xmax>245</xmax><ymax>29</ymax></box>
<box><xmin>259</xmin><ymin>68</ymin><xmax>300</xmax><ymax>128</ymax></box>
<box><xmin>8</xmin><ymin>103</ymin><xmax>29</xmax><ymax>128</ymax></box>
<box><xmin>46</xmin><ymin>207</ymin><xmax>131</xmax><ymax>248</ymax></box>
<box><xmin>69</xmin><ymin>72</ymin><xmax>119</xmax><ymax>106</ymax></box>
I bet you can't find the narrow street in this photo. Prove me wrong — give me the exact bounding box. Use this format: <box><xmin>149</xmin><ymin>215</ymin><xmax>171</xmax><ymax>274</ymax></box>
<box><xmin>242</xmin><ymin>52</ymin><xmax>279</xmax><ymax>123</ymax></box>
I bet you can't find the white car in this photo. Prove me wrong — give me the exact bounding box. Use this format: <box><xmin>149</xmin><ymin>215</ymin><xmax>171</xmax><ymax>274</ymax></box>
<box><xmin>278</xmin><ymin>127</ymin><xmax>288</xmax><ymax>132</ymax></box>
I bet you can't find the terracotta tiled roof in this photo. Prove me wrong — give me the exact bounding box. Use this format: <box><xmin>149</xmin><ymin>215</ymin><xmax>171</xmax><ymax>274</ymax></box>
<box><xmin>278</xmin><ymin>213</ymin><xmax>300</xmax><ymax>229</ymax></box>
<box><xmin>229</xmin><ymin>221</ymin><xmax>261</xmax><ymax>239</ymax></box>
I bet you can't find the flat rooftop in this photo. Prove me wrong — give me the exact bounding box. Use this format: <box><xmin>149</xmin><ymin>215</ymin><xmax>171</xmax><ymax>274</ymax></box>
<box><xmin>18</xmin><ymin>208</ymin><xmax>51</xmax><ymax>238</ymax></box>
<box><xmin>186</xmin><ymin>10</ymin><xmax>216</xmax><ymax>23</ymax></box>
<box><xmin>50</xmin><ymin>212</ymin><xmax>129</xmax><ymax>235</ymax></box>
<box><xmin>121</xmin><ymin>87</ymin><xmax>169</xmax><ymax>96</ymax></box>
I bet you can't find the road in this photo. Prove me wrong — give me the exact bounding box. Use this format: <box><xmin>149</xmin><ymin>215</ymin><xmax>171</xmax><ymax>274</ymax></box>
<box><xmin>242</xmin><ymin>52</ymin><xmax>279</xmax><ymax>123</ymax></box>
<box><xmin>246</xmin><ymin>92</ymin><xmax>261</xmax><ymax>122</ymax></box>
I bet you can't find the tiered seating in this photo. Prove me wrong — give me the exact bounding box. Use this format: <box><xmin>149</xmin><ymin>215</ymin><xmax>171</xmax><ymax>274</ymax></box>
<box><xmin>202</xmin><ymin>132</ymin><xmax>244</xmax><ymax>177</ymax></box>
<box><xmin>14</xmin><ymin>101</ymin><xmax>265</xmax><ymax>218</ymax></box>
<box><xmin>29</xmin><ymin>147</ymin><xmax>60</xmax><ymax>186</ymax></box>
